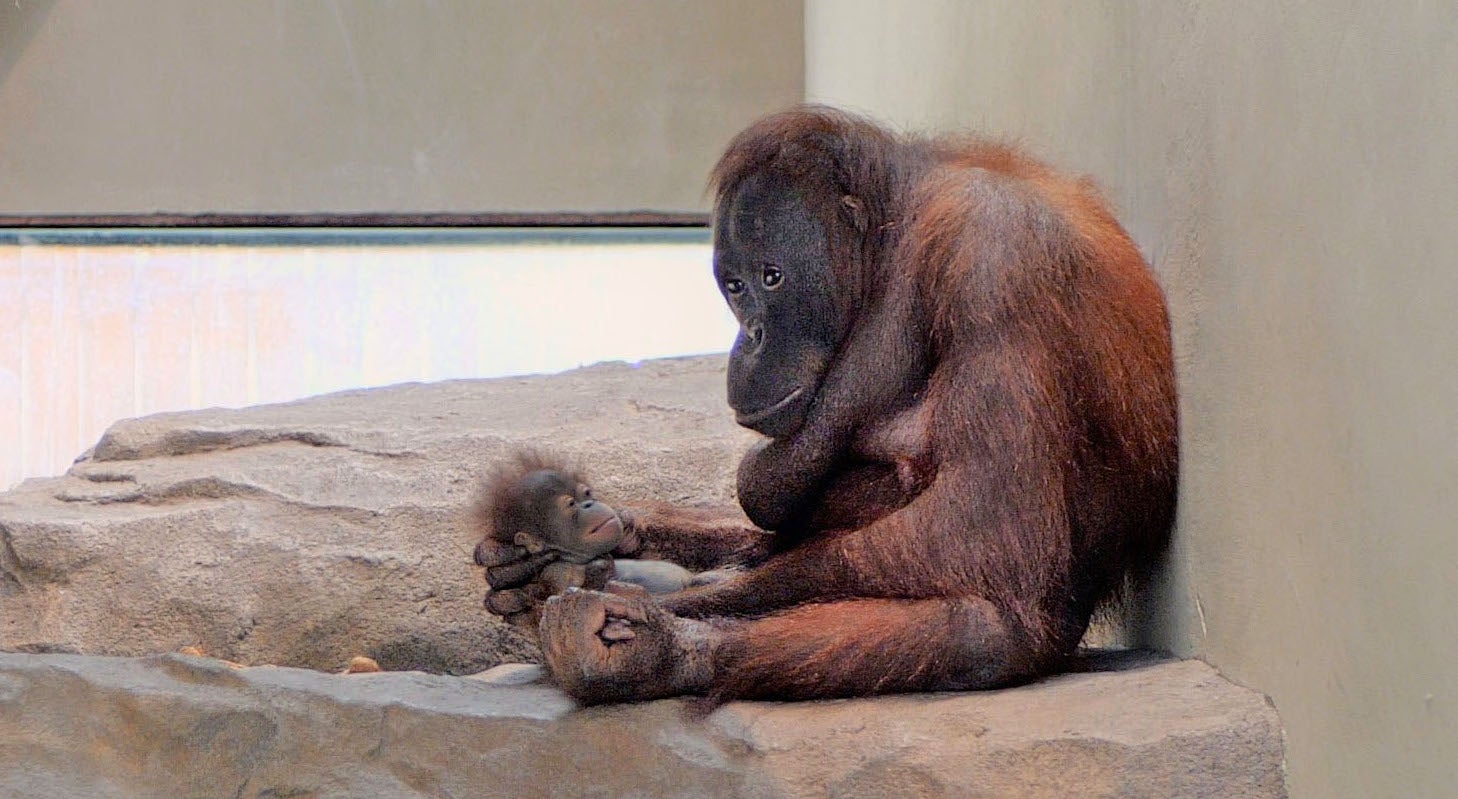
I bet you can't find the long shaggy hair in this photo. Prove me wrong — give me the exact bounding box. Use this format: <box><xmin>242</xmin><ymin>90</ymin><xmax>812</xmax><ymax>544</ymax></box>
<box><xmin>471</xmin><ymin>449</ymin><xmax>588</xmax><ymax>544</ymax></box>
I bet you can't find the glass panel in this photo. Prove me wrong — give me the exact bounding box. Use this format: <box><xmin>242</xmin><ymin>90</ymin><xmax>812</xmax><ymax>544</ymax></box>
<box><xmin>0</xmin><ymin>228</ymin><xmax>735</xmax><ymax>489</ymax></box>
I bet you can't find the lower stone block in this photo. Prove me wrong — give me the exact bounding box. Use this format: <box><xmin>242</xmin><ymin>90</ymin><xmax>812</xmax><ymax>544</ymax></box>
<box><xmin>0</xmin><ymin>650</ymin><xmax>1285</xmax><ymax>799</ymax></box>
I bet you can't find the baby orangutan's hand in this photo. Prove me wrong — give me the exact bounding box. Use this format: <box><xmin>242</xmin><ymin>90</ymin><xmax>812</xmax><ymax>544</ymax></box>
<box><xmin>474</xmin><ymin>511</ymin><xmax>651</xmax><ymax>628</ymax></box>
<box><xmin>476</xmin><ymin>538</ymin><xmax>556</xmax><ymax>627</ymax></box>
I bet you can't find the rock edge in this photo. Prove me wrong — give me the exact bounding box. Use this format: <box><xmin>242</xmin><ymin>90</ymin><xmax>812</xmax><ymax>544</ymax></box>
<box><xmin>0</xmin><ymin>650</ymin><xmax>1286</xmax><ymax>799</ymax></box>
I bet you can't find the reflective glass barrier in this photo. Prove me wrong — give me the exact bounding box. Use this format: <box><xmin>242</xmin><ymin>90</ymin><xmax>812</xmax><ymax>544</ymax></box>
<box><xmin>0</xmin><ymin>228</ymin><xmax>734</xmax><ymax>489</ymax></box>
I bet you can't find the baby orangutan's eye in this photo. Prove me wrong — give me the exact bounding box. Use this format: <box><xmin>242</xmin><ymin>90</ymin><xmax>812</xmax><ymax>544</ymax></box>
<box><xmin>558</xmin><ymin>495</ymin><xmax>575</xmax><ymax>513</ymax></box>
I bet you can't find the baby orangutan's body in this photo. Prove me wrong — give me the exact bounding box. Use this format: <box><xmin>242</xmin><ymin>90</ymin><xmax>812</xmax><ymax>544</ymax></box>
<box><xmin>471</xmin><ymin>451</ymin><xmax>700</xmax><ymax>625</ymax></box>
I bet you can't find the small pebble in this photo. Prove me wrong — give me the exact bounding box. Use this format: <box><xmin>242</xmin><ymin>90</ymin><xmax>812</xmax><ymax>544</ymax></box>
<box><xmin>345</xmin><ymin>656</ymin><xmax>383</xmax><ymax>674</ymax></box>
<box><xmin>177</xmin><ymin>645</ymin><xmax>246</xmax><ymax>669</ymax></box>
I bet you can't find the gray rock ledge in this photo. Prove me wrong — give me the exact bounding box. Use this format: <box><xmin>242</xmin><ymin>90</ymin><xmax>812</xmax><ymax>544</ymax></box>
<box><xmin>0</xmin><ymin>356</ymin><xmax>1286</xmax><ymax>797</ymax></box>
<box><xmin>0</xmin><ymin>356</ymin><xmax>755</xmax><ymax>672</ymax></box>
<box><xmin>0</xmin><ymin>650</ymin><xmax>1285</xmax><ymax>799</ymax></box>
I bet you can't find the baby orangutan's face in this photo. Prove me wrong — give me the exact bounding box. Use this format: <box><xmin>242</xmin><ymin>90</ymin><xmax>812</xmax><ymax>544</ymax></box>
<box><xmin>519</xmin><ymin>470</ymin><xmax>623</xmax><ymax>563</ymax></box>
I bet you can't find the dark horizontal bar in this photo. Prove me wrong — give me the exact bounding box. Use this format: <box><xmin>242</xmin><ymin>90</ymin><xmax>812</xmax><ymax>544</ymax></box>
<box><xmin>0</xmin><ymin>211</ymin><xmax>711</xmax><ymax>229</ymax></box>
<box><xmin>0</xmin><ymin>226</ymin><xmax>711</xmax><ymax>247</ymax></box>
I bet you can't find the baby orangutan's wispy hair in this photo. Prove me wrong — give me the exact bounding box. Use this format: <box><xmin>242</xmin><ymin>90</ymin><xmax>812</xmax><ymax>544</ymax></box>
<box><xmin>472</xmin><ymin>448</ymin><xmax>589</xmax><ymax>544</ymax></box>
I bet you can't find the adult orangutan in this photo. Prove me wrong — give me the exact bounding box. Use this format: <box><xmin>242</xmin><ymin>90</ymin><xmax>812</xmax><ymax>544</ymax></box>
<box><xmin>478</xmin><ymin>106</ymin><xmax>1178</xmax><ymax>705</ymax></box>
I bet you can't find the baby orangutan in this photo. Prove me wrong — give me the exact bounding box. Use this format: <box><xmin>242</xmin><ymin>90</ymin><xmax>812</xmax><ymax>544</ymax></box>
<box><xmin>471</xmin><ymin>451</ymin><xmax>698</xmax><ymax>624</ymax></box>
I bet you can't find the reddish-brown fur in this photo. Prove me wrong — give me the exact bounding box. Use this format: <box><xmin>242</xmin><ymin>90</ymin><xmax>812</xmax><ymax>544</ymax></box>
<box><xmin>470</xmin><ymin>449</ymin><xmax>769</xmax><ymax>578</ymax></box>
<box><xmin>532</xmin><ymin>107</ymin><xmax>1177</xmax><ymax>704</ymax></box>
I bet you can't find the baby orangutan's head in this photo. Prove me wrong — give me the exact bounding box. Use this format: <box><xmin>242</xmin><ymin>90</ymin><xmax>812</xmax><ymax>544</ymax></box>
<box><xmin>474</xmin><ymin>450</ymin><xmax>624</xmax><ymax>564</ymax></box>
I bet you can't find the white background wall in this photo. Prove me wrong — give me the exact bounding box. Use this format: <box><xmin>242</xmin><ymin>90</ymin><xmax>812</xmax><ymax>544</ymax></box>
<box><xmin>0</xmin><ymin>234</ymin><xmax>736</xmax><ymax>489</ymax></box>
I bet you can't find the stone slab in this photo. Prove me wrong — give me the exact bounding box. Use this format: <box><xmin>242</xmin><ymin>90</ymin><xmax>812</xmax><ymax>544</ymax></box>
<box><xmin>0</xmin><ymin>356</ymin><xmax>756</xmax><ymax>673</ymax></box>
<box><xmin>0</xmin><ymin>650</ymin><xmax>1286</xmax><ymax>799</ymax></box>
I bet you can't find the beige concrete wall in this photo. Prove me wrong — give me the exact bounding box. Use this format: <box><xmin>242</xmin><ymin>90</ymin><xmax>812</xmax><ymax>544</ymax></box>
<box><xmin>0</xmin><ymin>0</ymin><xmax>802</xmax><ymax>214</ymax></box>
<box><xmin>808</xmin><ymin>3</ymin><xmax>1458</xmax><ymax>798</ymax></box>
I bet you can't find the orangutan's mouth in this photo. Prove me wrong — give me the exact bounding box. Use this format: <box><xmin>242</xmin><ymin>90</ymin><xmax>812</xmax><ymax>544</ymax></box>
<box><xmin>734</xmin><ymin>386</ymin><xmax>805</xmax><ymax>427</ymax></box>
<box><xmin>586</xmin><ymin>516</ymin><xmax>619</xmax><ymax>541</ymax></box>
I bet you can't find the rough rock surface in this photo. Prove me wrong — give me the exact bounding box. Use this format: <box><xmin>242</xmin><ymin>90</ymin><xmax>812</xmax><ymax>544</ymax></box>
<box><xmin>0</xmin><ymin>356</ymin><xmax>757</xmax><ymax>672</ymax></box>
<box><xmin>0</xmin><ymin>650</ymin><xmax>1285</xmax><ymax>799</ymax></box>
<box><xmin>0</xmin><ymin>355</ymin><xmax>1288</xmax><ymax>798</ymax></box>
